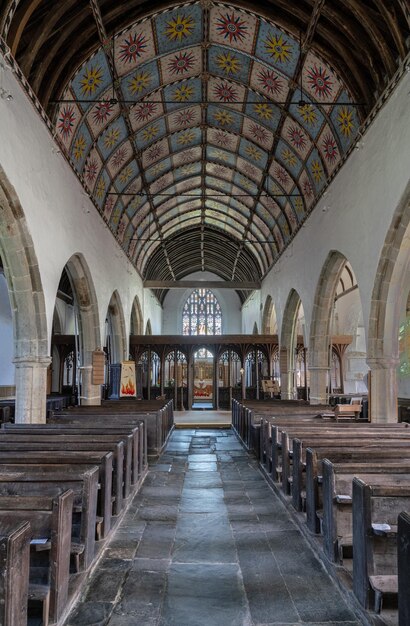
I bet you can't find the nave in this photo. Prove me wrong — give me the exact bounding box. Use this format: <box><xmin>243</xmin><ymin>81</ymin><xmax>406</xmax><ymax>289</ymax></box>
<box><xmin>65</xmin><ymin>427</ymin><xmax>360</xmax><ymax>626</ymax></box>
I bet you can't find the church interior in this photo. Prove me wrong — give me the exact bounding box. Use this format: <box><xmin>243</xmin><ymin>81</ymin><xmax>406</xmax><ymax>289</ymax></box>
<box><xmin>0</xmin><ymin>1</ymin><xmax>410</xmax><ymax>625</ymax></box>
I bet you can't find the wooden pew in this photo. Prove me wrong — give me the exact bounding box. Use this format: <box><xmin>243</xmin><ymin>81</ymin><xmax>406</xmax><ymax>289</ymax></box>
<box><xmin>352</xmin><ymin>479</ymin><xmax>410</xmax><ymax>612</ymax></box>
<box><xmin>45</xmin><ymin>420</ymin><xmax>145</xmax><ymax>482</ymax></box>
<box><xmin>0</xmin><ymin>466</ymin><xmax>99</xmax><ymax>570</ymax></box>
<box><xmin>290</xmin><ymin>433</ymin><xmax>410</xmax><ymax>511</ymax></box>
<box><xmin>3</xmin><ymin>422</ymin><xmax>142</xmax><ymax>493</ymax></box>
<box><xmin>51</xmin><ymin>406</ymin><xmax>165</xmax><ymax>459</ymax></box>
<box><xmin>398</xmin><ymin>511</ymin><xmax>410</xmax><ymax>626</ymax></box>
<box><xmin>0</xmin><ymin>520</ymin><xmax>30</xmax><ymax>626</ymax></box>
<box><xmin>321</xmin><ymin>460</ymin><xmax>410</xmax><ymax>562</ymax></box>
<box><xmin>264</xmin><ymin>420</ymin><xmax>408</xmax><ymax>483</ymax></box>
<box><xmin>0</xmin><ymin>434</ymin><xmax>130</xmax><ymax>504</ymax></box>
<box><xmin>0</xmin><ymin>490</ymin><xmax>73</xmax><ymax>624</ymax></box>
<box><xmin>0</xmin><ymin>451</ymin><xmax>113</xmax><ymax>537</ymax></box>
<box><xmin>305</xmin><ymin>447</ymin><xmax>410</xmax><ymax>533</ymax></box>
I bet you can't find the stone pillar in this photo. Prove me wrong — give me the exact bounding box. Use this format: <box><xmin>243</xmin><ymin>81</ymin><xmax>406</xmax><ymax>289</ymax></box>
<box><xmin>309</xmin><ymin>366</ymin><xmax>329</xmax><ymax>405</ymax></box>
<box><xmin>187</xmin><ymin>352</ymin><xmax>194</xmax><ymax>410</ymax></box>
<box><xmin>79</xmin><ymin>365</ymin><xmax>101</xmax><ymax>406</ymax></box>
<box><xmin>14</xmin><ymin>356</ymin><xmax>51</xmax><ymax>423</ymax></box>
<box><xmin>279</xmin><ymin>347</ymin><xmax>291</xmax><ymax>400</ymax></box>
<box><xmin>367</xmin><ymin>357</ymin><xmax>398</xmax><ymax>423</ymax></box>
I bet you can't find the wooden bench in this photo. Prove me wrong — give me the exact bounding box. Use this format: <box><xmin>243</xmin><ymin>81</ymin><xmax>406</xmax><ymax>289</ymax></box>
<box><xmin>321</xmin><ymin>460</ymin><xmax>410</xmax><ymax>563</ymax></box>
<box><xmin>0</xmin><ymin>433</ymin><xmax>129</xmax><ymax>507</ymax></box>
<box><xmin>352</xmin><ymin>479</ymin><xmax>410</xmax><ymax>612</ymax></box>
<box><xmin>3</xmin><ymin>423</ymin><xmax>140</xmax><ymax>501</ymax></box>
<box><xmin>0</xmin><ymin>519</ymin><xmax>30</xmax><ymax>626</ymax></box>
<box><xmin>0</xmin><ymin>466</ymin><xmax>98</xmax><ymax>570</ymax></box>
<box><xmin>51</xmin><ymin>406</ymin><xmax>163</xmax><ymax>459</ymax></box>
<box><xmin>305</xmin><ymin>447</ymin><xmax>410</xmax><ymax>534</ymax></box>
<box><xmin>398</xmin><ymin>511</ymin><xmax>410</xmax><ymax>626</ymax></box>
<box><xmin>290</xmin><ymin>432</ymin><xmax>410</xmax><ymax>512</ymax></box>
<box><xmin>0</xmin><ymin>490</ymin><xmax>73</xmax><ymax>624</ymax></box>
<box><xmin>0</xmin><ymin>451</ymin><xmax>113</xmax><ymax>538</ymax></box>
<box><xmin>285</xmin><ymin>431</ymin><xmax>410</xmax><ymax>504</ymax></box>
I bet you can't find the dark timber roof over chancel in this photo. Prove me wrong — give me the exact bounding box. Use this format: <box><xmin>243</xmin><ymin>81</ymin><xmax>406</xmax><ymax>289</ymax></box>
<box><xmin>1</xmin><ymin>1</ymin><xmax>409</xmax><ymax>303</ymax></box>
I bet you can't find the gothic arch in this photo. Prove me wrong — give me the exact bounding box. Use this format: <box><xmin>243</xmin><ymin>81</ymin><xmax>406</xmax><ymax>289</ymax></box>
<box><xmin>367</xmin><ymin>181</ymin><xmax>410</xmax><ymax>421</ymax></box>
<box><xmin>262</xmin><ymin>296</ymin><xmax>273</xmax><ymax>334</ymax></box>
<box><xmin>130</xmin><ymin>295</ymin><xmax>143</xmax><ymax>336</ymax></box>
<box><xmin>0</xmin><ymin>166</ymin><xmax>48</xmax><ymax>360</ymax></box>
<box><xmin>280</xmin><ymin>289</ymin><xmax>303</xmax><ymax>400</ymax></box>
<box><xmin>59</xmin><ymin>254</ymin><xmax>102</xmax><ymax>405</ymax></box>
<box><xmin>63</xmin><ymin>253</ymin><xmax>101</xmax><ymax>365</ymax></box>
<box><xmin>0</xmin><ymin>166</ymin><xmax>48</xmax><ymax>422</ymax></box>
<box><xmin>145</xmin><ymin>319</ymin><xmax>152</xmax><ymax>336</ymax></box>
<box><xmin>309</xmin><ymin>251</ymin><xmax>348</xmax><ymax>403</ymax></box>
<box><xmin>105</xmin><ymin>290</ymin><xmax>127</xmax><ymax>363</ymax></box>
<box><xmin>368</xmin><ymin>180</ymin><xmax>410</xmax><ymax>362</ymax></box>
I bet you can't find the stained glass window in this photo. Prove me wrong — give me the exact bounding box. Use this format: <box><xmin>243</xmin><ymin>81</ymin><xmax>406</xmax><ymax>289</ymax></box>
<box><xmin>182</xmin><ymin>289</ymin><xmax>222</xmax><ymax>336</ymax></box>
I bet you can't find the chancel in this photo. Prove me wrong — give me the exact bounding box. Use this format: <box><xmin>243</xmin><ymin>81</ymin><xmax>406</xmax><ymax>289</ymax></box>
<box><xmin>0</xmin><ymin>1</ymin><xmax>409</xmax><ymax>625</ymax></box>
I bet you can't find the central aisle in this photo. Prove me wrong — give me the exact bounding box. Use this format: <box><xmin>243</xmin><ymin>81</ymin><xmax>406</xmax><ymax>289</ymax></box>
<box><xmin>66</xmin><ymin>429</ymin><xmax>361</xmax><ymax>626</ymax></box>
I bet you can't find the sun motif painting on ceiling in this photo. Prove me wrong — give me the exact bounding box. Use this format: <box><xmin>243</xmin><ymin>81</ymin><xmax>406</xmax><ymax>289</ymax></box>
<box><xmin>55</xmin><ymin>1</ymin><xmax>359</xmax><ymax>278</ymax></box>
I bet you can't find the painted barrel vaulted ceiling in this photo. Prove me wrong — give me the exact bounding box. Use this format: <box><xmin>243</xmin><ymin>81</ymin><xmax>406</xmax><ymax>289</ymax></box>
<box><xmin>1</xmin><ymin>1</ymin><xmax>409</xmax><ymax>302</ymax></box>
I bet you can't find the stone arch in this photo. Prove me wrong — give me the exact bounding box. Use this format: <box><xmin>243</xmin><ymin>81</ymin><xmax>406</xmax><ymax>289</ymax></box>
<box><xmin>105</xmin><ymin>290</ymin><xmax>127</xmax><ymax>363</ymax></box>
<box><xmin>367</xmin><ymin>180</ymin><xmax>410</xmax><ymax>421</ymax></box>
<box><xmin>252</xmin><ymin>321</ymin><xmax>259</xmax><ymax>335</ymax></box>
<box><xmin>309</xmin><ymin>251</ymin><xmax>349</xmax><ymax>404</ymax></box>
<box><xmin>262</xmin><ymin>296</ymin><xmax>272</xmax><ymax>334</ymax></box>
<box><xmin>63</xmin><ymin>253</ymin><xmax>101</xmax><ymax>405</ymax></box>
<box><xmin>145</xmin><ymin>319</ymin><xmax>152</xmax><ymax>335</ymax></box>
<box><xmin>130</xmin><ymin>295</ymin><xmax>143</xmax><ymax>335</ymax></box>
<box><xmin>0</xmin><ymin>166</ymin><xmax>48</xmax><ymax>422</ymax></box>
<box><xmin>280</xmin><ymin>289</ymin><xmax>303</xmax><ymax>399</ymax></box>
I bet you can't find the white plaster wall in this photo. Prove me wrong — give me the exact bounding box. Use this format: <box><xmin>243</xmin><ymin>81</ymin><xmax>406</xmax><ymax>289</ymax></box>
<box><xmin>333</xmin><ymin>289</ymin><xmax>368</xmax><ymax>393</ymax></box>
<box><xmin>0</xmin><ymin>273</ymin><xmax>14</xmax><ymax>384</ymax></box>
<box><xmin>261</xmin><ymin>70</ymin><xmax>410</xmax><ymax>354</ymax></box>
<box><xmin>162</xmin><ymin>271</ymin><xmax>241</xmax><ymax>334</ymax></box>
<box><xmin>0</xmin><ymin>60</ymin><xmax>162</xmax><ymax>351</ymax></box>
<box><xmin>241</xmin><ymin>290</ymin><xmax>262</xmax><ymax>334</ymax></box>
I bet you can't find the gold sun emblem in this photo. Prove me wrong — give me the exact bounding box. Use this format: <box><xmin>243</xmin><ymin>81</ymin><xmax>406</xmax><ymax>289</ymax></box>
<box><xmin>177</xmin><ymin>130</ymin><xmax>196</xmax><ymax>145</ymax></box>
<box><xmin>264</xmin><ymin>33</ymin><xmax>292</xmax><ymax>63</ymax></box>
<box><xmin>216</xmin><ymin>51</ymin><xmax>241</xmax><ymax>75</ymax></box>
<box><xmin>165</xmin><ymin>14</ymin><xmax>195</xmax><ymax>41</ymax></box>
<box><xmin>73</xmin><ymin>135</ymin><xmax>86</xmax><ymax>160</ymax></box>
<box><xmin>245</xmin><ymin>145</ymin><xmax>262</xmax><ymax>161</ymax></box>
<box><xmin>104</xmin><ymin>127</ymin><xmax>120</xmax><ymax>149</ymax></box>
<box><xmin>338</xmin><ymin>107</ymin><xmax>354</xmax><ymax>138</ymax></box>
<box><xmin>281</xmin><ymin>148</ymin><xmax>297</xmax><ymax>167</ymax></box>
<box><xmin>129</xmin><ymin>71</ymin><xmax>151</xmax><ymax>95</ymax></box>
<box><xmin>298</xmin><ymin>103</ymin><xmax>317</xmax><ymax>126</ymax></box>
<box><xmin>95</xmin><ymin>177</ymin><xmax>105</xmax><ymax>199</ymax></box>
<box><xmin>311</xmin><ymin>159</ymin><xmax>323</xmax><ymax>183</ymax></box>
<box><xmin>253</xmin><ymin>103</ymin><xmax>273</xmax><ymax>120</ymax></box>
<box><xmin>119</xmin><ymin>166</ymin><xmax>133</xmax><ymax>184</ymax></box>
<box><xmin>142</xmin><ymin>125</ymin><xmax>159</xmax><ymax>142</ymax></box>
<box><xmin>213</xmin><ymin>110</ymin><xmax>233</xmax><ymax>126</ymax></box>
<box><xmin>173</xmin><ymin>84</ymin><xmax>194</xmax><ymax>102</ymax></box>
<box><xmin>80</xmin><ymin>66</ymin><xmax>103</xmax><ymax>96</ymax></box>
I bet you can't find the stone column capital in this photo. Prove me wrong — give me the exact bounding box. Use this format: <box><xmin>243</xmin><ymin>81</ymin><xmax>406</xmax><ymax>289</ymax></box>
<box><xmin>367</xmin><ymin>356</ymin><xmax>400</xmax><ymax>370</ymax></box>
<box><xmin>13</xmin><ymin>355</ymin><xmax>52</xmax><ymax>367</ymax></box>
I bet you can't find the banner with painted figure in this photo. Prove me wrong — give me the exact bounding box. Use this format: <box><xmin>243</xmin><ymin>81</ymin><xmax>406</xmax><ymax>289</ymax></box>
<box><xmin>120</xmin><ymin>361</ymin><xmax>137</xmax><ymax>397</ymax></box>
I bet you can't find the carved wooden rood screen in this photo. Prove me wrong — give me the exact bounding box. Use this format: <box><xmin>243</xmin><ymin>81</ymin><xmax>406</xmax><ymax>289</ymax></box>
<box><xmin>130</xmin><ymin>334</ymin><xmax>353</xmax><ymax>408</ymax></box>
<box><xmin>130</xmin><ymin>335</ymin><xmax>282</xmax><ymax>409</ymax></box>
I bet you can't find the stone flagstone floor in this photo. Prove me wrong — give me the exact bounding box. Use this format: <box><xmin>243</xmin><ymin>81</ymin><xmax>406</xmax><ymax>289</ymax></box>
<box><xmin>64</xmin><ymin>428</ymin><xmax>362</xmax><ymax>626</ymax></box>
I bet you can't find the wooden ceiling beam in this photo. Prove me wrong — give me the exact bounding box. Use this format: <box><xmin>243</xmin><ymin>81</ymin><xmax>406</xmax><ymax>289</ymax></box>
<box><xmin>143</xmin><ymin>281</ymin><xmax>260</xmax><ymax>289</ymax></box>
<box><xmin>7</xmin><ymin>0</ymin><xmax>43</xmax><ymax>56</ymax></box>
<box><xmin>19</xmin><ymin>0</ymin><xmax>79</xmax><ymax>77</ymax></box>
